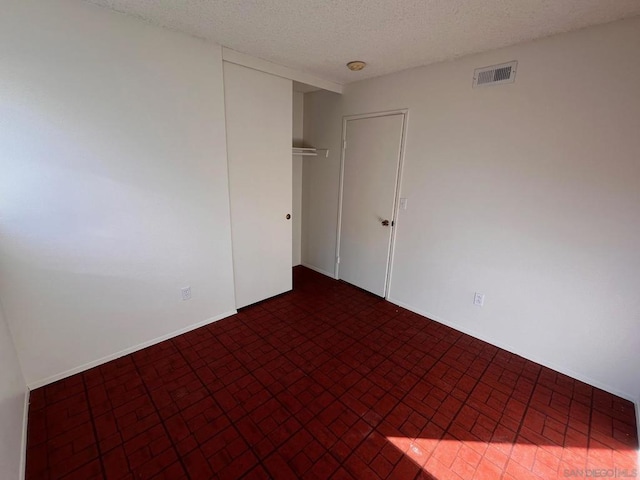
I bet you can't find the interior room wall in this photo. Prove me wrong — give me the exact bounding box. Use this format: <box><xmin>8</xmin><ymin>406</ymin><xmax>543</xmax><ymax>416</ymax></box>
<box><xmin>292</xmin><ymin>91</ymin><xmax>304</xmax><ymax>266</ymax></box>
<box><xmin>301</xmin><ymin>90</ymin><xmax>344</xmax><ymax>277</ymax></box>
<box><xmin>0</xmin><ymin>303</ymin><xmax>27</xmax><ymax>480</ymax></box>
<box><xmin>302</xmin><ymin>17</ymin><xmax>640</xmax><ymax>405</ymax></box>
<box><xmin>0</xmin><ymin>0</ymin><xmax>237</xmax><ymax>387</ymax></box>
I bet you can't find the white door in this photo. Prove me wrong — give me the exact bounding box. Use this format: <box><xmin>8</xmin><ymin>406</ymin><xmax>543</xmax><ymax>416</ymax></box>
<box><xmin>223</xmin><ymin>63</ymin><xmax>293</xmax><ymax>308</ymax></box>
<box><xmin>338</xmin><ymin>113</ymin><xmax>405</xmax><ymax>297</ymax></box>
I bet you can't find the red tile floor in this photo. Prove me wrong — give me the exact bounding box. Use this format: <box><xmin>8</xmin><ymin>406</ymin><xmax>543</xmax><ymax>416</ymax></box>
<box><xmin>26</xmin><ymin>267</ymin><xmax>638</xmax><ymax>479</ymax></box>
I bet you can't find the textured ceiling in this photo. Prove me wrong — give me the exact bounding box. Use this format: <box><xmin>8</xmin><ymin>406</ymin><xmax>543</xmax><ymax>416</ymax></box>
<box><xmin>85</xmin><ymin>0</ymin><xmax>640</xmax><ymax>84</ymax></box>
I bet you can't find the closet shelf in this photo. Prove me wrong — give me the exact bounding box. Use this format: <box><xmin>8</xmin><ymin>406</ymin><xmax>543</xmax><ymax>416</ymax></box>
<box><xmin>292</xmin><ymin>147</ymin><xmax>329</xmax><ymax>158</ymax></box>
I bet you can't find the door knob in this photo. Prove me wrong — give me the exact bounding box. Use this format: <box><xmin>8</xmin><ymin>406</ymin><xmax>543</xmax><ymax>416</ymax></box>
<box><xmin>286</xmin><ymin>214</ymin><xmax>291</xmax><ymax>220</ymax></box>
<box><xmin>381</xmin><ymin>219</ymin><xmax>390</xmax><ymax>226</ymax></box>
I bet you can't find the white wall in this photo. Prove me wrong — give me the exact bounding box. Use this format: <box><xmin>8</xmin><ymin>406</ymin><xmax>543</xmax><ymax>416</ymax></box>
<box><xmin>293</xmin><ymin>91</ymin><xmax>305</xmax><ymax>145</ymax></box>
<box><xmin>302</xmin><ymin>91</ymin><xmax>344</xmax><ymax>277</ymax></box>
<box><xmin>0</xmin><ymin>303</ymin><xmax>27</xmax><ymax>480</ymax></box>
<box><xmin>303</xmin><ymin>17</ymin><xmax>640</xmax><ymax>404</ymax></box>
<box><xmin>292</xmin><ymin>91</ymin><xmax>304</xmax><ymax>266</ymax></box>
<box><xmin>0</xmin><ymin>0</ymin><xmax>237</xmax><ymax>387</ymax></box>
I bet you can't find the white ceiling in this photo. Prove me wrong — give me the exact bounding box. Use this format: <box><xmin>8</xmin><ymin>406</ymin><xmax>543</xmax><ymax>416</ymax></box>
<box><xmin>86</xmin><ymin>0</ymin><xmax>640</xmax><ymax>85</ymax></box>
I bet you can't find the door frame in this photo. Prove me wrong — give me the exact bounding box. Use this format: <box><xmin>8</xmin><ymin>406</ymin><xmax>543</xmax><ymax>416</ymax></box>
<box><xmin>334</xmin><ymin>109</ymin><xmax>409</xmax><ymax>298</ymax></box>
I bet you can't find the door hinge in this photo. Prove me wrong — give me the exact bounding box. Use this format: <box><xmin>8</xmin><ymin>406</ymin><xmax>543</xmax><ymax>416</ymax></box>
<box><xmin>336</xmin><ymin>256</ymin><xmax>340</xmax><ymax>264</ymax></box>
<box><xmin>343</xmin><ymin>140</ymin><xmax>347</xmax><ymax>150</ymax></box>
<box><xmin>391</xmin><ymin>221</ymin><xmax>395</xmax><ymax>227</ymax></box>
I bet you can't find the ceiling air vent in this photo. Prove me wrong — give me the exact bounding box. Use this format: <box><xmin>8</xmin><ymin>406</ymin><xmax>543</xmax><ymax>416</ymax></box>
<box><xmin>473</xmin><ymin>61</ymin><xmax>517</xmax><ymax>88</ymax></box>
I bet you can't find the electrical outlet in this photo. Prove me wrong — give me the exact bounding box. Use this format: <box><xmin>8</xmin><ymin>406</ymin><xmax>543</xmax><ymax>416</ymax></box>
<box><xmin>473</xmin><ymin>292</ymin><xmax>485</xmax><ymax>307</ymax></box>
<box><xmin>181</xmin><ymin>286</ymin><xmax>192</xmax><ymax>301</ymax></box>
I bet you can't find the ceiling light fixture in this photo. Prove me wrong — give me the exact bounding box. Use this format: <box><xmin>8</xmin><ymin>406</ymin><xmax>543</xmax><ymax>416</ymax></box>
<box><xmin>346</xmin><ymin>61</ymin><xmax>366</xmax><ymax>71</ymax></box>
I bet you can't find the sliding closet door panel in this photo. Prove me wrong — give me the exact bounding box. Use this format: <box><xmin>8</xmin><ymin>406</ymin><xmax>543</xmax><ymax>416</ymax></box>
<box><xmin>223</xmin><ymin>63</ymin><xmax>293</xmax><ymax>308</ymax></box>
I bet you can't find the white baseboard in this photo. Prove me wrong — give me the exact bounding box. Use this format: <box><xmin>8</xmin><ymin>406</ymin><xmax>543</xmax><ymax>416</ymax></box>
<box><xmin>301</xmin><ymin>262</ymin><xmax>337</xmax><ymax>279</ymax></box>
<box><xmin>19</xmin><ymin>387</ymin><xmax>30</xmax><ymax>480</ymax></box>
<box><xmin>386</xmin><ymin>296</ymin><xmax>637</xmax><ymax>405</ymax></box>
<box><xmin>27</xmin><ymin>311</ymin><xmax>236</xmax><ymax>389</ymax></box>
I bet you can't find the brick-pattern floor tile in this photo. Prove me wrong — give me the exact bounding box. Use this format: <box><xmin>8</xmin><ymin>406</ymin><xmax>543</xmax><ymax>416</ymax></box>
<box><xmin>26</xmin><ymin>267</ymin><xmax>639</xmax><ymax>479</ymax></box>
